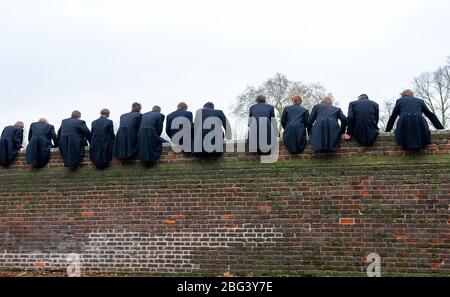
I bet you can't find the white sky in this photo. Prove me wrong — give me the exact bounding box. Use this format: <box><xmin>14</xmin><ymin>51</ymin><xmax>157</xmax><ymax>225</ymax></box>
<box><xmin>1</xmin><ymin>0</ymin><xmax>449</xmax><ymax>137</ymax></box>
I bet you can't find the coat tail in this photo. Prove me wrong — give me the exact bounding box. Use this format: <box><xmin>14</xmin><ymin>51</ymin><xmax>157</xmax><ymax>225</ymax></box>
<box><xmin>0</xmin><ymin>139</ymin><xmax>10</xmax><ymax>165</ymax></box>
<box><xmin>395</xmin><ymin>114</ymin><xmax>430</xmax><ymax>150</ymax></box>
<box><xmin>26</xmin><ymin>137</ymin><xmax>51</xmax><ymax>168</ymax></box>
<box><xmin>138</xmin><ymin>127</ymin><xmax>163</xmax><ymax>163</ymax></box>
<box><xmin>90</xmin><ymin>135</ymin><xmax>113</xmax><ymax>168</ymax></box>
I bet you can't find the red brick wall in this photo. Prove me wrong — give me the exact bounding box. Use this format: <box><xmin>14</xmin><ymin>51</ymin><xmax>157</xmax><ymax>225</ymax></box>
<box><xmin>0</xmin><ymin>133</ymin><xmax>449</xmax><ymax>276</ymax></box>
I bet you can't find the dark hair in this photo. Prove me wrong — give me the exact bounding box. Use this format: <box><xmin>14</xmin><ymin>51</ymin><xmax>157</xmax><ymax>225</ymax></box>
<box><xmin>132</xmin><ymin>102</ymin><xmax>142</xmax><ymax>112</ymax></box>
<box><xmin>71</xmin><ymin>110</ymin><xmax>81</xmax><ymax>119</ymax></box>
<box><xmin>152</xmin><ymin>105</ymin><xmax>161</xmax><ymax>113</ymax></box>
<box><xmin>358</xmin><ymin>94</ymin><xmax>369</xmax><ymax>100</ymax></box>
<box><xmin>177</xmin><ymin>102</ymin><xmax>188</xmax><ymax>110</ymax></box>
<box><xmin>203</xmin><ymin>102</ymin><xmax>214</xmax><ymax>109</ymax></box>
<box><xmin>256</xmin><ymin>95</ymin><xmax>267</xmax><ymax>103</ymax></box>
<box><xmin>100</xmin><ymin>108</ymin><xmax>110</xmax><ymax>117</ymax></box>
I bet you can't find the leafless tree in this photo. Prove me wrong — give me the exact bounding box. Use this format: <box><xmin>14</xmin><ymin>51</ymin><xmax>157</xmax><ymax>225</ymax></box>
<box><xmin>413</xmin><ymin>59</ymin><xmax>450</xmax><ymax>128</ymax></box>
<box><xmin>231</xmin><ymin>73</ymin><xmax>333</xmax><ymax>129</ymax></box>
<box><xmin>379</xmin><ymin>98</ymin><xmax>396</xmax><ymax>131</ymax></box>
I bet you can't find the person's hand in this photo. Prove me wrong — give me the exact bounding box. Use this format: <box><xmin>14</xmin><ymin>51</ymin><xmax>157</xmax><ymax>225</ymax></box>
<box><xmin>19</xmin><ymin>147</ymin><xmax>26</xmax><ymax>153</ymax></box>
<box><xmin>344</xmin><ymin>134</ymin><xmax>352</xmax><ymax>141</ymax></box>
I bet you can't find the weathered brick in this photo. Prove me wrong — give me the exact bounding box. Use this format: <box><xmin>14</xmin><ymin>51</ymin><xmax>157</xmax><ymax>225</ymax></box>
<box><xmin>0</xmin><ymin>133</ymin><xmax>448</xmax><ymax>276</ymax></box>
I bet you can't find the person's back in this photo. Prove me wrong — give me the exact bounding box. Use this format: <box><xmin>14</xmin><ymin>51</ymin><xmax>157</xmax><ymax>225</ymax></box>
<box><xmin>58</xmin><ymin>111</ymin><xmax>91</xmax><ymax>167</ymax></box>
<box><xmin>386</xmin><ymin>90</ymin><xmax>444</xmax><ymax>150</ymax></box>
<box><xmin>26</xmin><ymin>120</ymin><xmax>57</xmax><ymax>168</ymax></box>
<box><xmin>281</xmin><ymin>96</ymin><xmax>309</xmax><ymax>154</ymax></box>
<box><xmin>248</xmin><ymin>96</ymin><xmax>276</xmax><ymax>155</ymax></box>
<box><xmin>347</xmin><ymin>95</ymin><xmax>379</xmax><ymax>146</ymax></box>
<box><xmin>249</xmin><ymin>103</ymin><xmax>274</xmax><ymax>119</ymax></box>
<box><xmin>395</xmin><ymin>97</ymin><xmax>428</xmax><ymax>115</ymax></box>
<box><xmin>193</xmin><ymin>102</ymin><xmax>229</xmax><ymax>156</ymax></box>
<box><xmin>282</xmin><ymin>105</ymin><xmax>309</xmax><ymax>127</ymax></box>
<box><xmin>29</xmin><ymin>121</ymin><xmax>56</xmax><ymax>140</ymax></box>
<box><xmin>0</xmin><ymin>123</ymin><xmax>24</xmax><ymax>166</ymax></box>
<box><xmin>90</xmin><ymin>109</ymin><xmax>115</xmax><ymax>168</ymax></box>
<box><xmin>1</xmin><ymin>125</ymin><xmax>22</xmax><ymax>142</ymax></box>
<box><xmin>138</xmin><ymin>106</ymin><xmax>165</xmax><ymax>163</ymax></box>
<box><xmin>114</xmin><ymin>102</ymin><xmax>142</xmax><ymax>160</ymax></box>
<box><xmin>59</xmin><ymin>118</ymin><xmax>90</xmax><ymax>143</ymax></box>
<box><xmin>92</xmin><ymin>117</ymin><xmax>114</xmax><ymax>138</ymax></box>
<box><xmin>307</xmin><ymin>98</ymin><xmax>347</xmax><ymax>152</ymax></box>
<box><xmin>141</xmin><ymin>111</ymin><xmax>165</xmax><ymax>134</ymax></box>
<box><xmin>166</xmin><ymin>103</ymin><xmax>193</xmax><ymax>140</ymax></box>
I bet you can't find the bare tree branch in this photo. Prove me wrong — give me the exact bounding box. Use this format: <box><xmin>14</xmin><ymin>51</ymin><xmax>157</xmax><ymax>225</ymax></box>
<box><xmin>413</xmin><ymin>60</ymin><xmax>450</xmax><ymax>128</ymax></box>
<box><xmin>230</xmin><ymin>73</ymin><xmax>333</xmax><ymax>129</ymax></box>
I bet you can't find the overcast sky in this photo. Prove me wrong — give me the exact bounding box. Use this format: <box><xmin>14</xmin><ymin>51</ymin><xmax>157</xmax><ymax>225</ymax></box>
<box><xmin>1</xmin><ymin>0</ymin><xmax>449</xmax><ymax>137</ymax></box>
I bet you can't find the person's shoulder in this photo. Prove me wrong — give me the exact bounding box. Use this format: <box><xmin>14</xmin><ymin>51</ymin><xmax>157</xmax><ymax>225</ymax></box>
<box><xmin>214</xmin><ymin>109</ymin><xmax>226</xmax><ymax>117</ymax></box>
<box><xmin>349</xmin><ymin>100</ymin><xmax>358</xmax><ymax>106</ymax></box>
<box><xmin>369</xmin><ymin>99</ymin><xmax>379</xmax><ymax>107</ymax></box>
<box><xmin>414</xmin><ymin>97</ymin><xmax>426</xmax><ymax>104</ymax></box>
<box><xmin>299</xmin><ymin>105</ymin><xmax>309</xmax><ymax>112</ymax></box>
<box><xmin>166</xmin><ymin>110</ymin><xmax>176</xmax><ymax>118</ymax></box>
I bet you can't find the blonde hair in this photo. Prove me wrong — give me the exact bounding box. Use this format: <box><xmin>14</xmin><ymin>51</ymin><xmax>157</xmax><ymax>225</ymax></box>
<box><xmin>38</xmin><ymin>118</ymin><xmax>48</xmax><ymax>124</ymax></box>
<box><xmin>100</xmin><ymin>108</ymin><xmax>110</xmax><ymax>117</ymax></box>
<box><xmin>291</xmin><ymin>96</ymin><xmax>302</xmax><ymax>105</ymax></box>
<box><xmin>321</xmin><ymin>96</ymin><xmax>333</xmax><ymax>105</ymax></box>
<box><xmin>15</xmin><ymin>121</ymin><xmax>24</xmax><ymax>129</ymax></box>
<box><xmin>401</xmin><ymin>89</ymin><xmax>414</xmax><ymax>97</ymax></box>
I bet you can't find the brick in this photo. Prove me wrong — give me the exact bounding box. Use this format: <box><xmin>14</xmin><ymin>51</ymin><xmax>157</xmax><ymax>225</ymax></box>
<box><xmin>259</xmin><ymin>205</ymin><xmax>272</xmax><ymax>213</ymax></box>
<box><xmin>81</xmin><ymin>211</ymin><xmax>95</xmax><ymax>218</ymax></box>
<box><xmin>393</xmin><ymin>233</ymin><xmax>408</xmax><ymax>240</ymax></box>
<box><xmin>339</xmin><ymin>218</ymin><xmax>355</xmax><ymax>225</ymax></box>
<box><xmin>360</xmin><ymin>190</ymin><xmax>369</xmax><ymax>198</ymax></box>
<box><xmin>431</xmin><ymin>263</ymin><xmax>441</xmax><ymax>270</ymax></box>
<box><xmin>34</xmin><ymin>262</ymin><xmax>45</xmax><ymax>268</ymax></box>
<box><xmin>221</xmin><ymin>215</ymin><xmax>234</xmax><ymax>221</ymax></box>
<box><xmin>169</xmin><ymin>215</ymin><xmax>186</xmax><ymax>221</ymax></box>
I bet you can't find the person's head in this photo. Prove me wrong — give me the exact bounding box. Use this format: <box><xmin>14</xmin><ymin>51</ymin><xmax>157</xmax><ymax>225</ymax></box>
<box><xmin>203</xmin><ymin>102</ymin><xmax>214</xmax><ymax>109</ymax></box>
<box><xmin>131</xmin><ymin>102</ymin><xmax>142</xmax><ymax>112</ymax></box>
<box><xmin>100</xmin><ymin>108</ymin><xmax>110</xmax><ymax>118</ymax></box>
<box><xmin>15</xmin><ymin>121</ymin><xmax>24</xmax><ymax>129</ymax></box>
<box><xmin>255</xmin><ymin>95</ymin><xmax>267</xmax><ymax>104</ymax></box>
<box><xmin>152</xmin><ymin>105</ymin><xmax>161</xmax><ymax>113</ymax></box>
<box><xmin>71</xmin><ymin>110</ymin><xmax>81</xmax><ymax>119</ymax></box>
<box><xmin>291</xmin><ymin>95</ymin><xmax>302</xmax><ymax>105</ymax></box>
<box><xmin>401</xmin><ymin>89</ymin><xmax>414</xmax><ymax>97</ymax></box>
<box><xmin>321</xmin><ymin>97</ymin><xmax>333</xmax><ymax>105</ymax></box>
<box><xmin>358</xmin><ymin>94</ymin><xmax>369</xmax><ymax>100</ymax></box>
<box><xmin>38</xmin><ymin>118</ymin><xmax>48</xmax><ymax>124</ymax></box>
<box><xmin>177</xmin><ymin>102</ymin><xmax>188</xmax><ymax>111</ymax></box>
